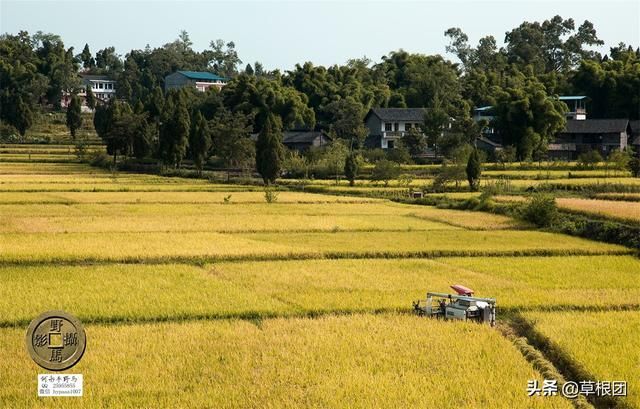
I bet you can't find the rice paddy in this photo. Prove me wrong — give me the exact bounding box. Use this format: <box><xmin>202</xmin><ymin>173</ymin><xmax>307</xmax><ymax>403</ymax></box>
<box><xmin>522</xmin><ymin>310</ymin><xmax>640</xmax><ymax>408</ymax></box>
<box><xmin>555</xmin><ymin>198</ymin><xmax>640</xmax><ymax>223</ymax></box>
<box><xmin>0</xmin><ymin>160</ymin><xmax>637</xmax><ymax>408</ymax></box>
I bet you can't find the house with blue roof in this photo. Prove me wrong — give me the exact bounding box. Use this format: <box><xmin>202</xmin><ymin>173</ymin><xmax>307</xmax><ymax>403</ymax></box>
<box><xmin>164</xmin><ymin>70</ymin><xmax>228</xmax><ymax>92</ymax></box>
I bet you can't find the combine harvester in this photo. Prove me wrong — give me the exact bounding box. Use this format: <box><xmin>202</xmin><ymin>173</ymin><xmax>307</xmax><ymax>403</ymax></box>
<box><xmin>413</xmin><ymin>285</ymin><xmax>496</xmax><ymax>326</ymax></box>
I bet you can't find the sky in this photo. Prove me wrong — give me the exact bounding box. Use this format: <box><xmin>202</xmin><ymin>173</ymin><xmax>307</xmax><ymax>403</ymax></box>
<box><xmin>1</xmin><ymin>0</ymin><xmax>638</xmax><ymax>71</ymax></box>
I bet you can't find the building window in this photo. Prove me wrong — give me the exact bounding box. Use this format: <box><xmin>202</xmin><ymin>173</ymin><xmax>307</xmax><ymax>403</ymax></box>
<box><xmin>99</xmin><ymin>83</ymin><xmax>104</xmax><ymax>89</ymax></box>
<box><xmin>405</xmin><ymin>123</ymin><xmax>411</xmax><ymax>130</ymax></box>
<box><xmin>388</xmin><ymin>140</ymin><xmax>395</xmax><ymax>149</ymax></box>
<box><xmin>384</xmin><ymin>123</ymin><xmax>392</xmax><ymax>132</ymax></box>
<box><xmin>394</xmin><ymin>123</ymin><xmax>399</xmax><ymax>131</ymax></box>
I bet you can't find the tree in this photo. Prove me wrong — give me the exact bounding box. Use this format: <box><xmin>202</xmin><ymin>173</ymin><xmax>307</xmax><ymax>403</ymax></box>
<box><xmin>402</xmin><ymin>127</ymin><xmax>427</xmax><ymax>156</ymax></box>
<box><xmin>344</xmin><ymin>151</ymin><xmax>359</xmax><ymax>186</ymax></box>
<box><xmin>85</xmin><ymin>85</ymin><xmax>96</xmax><ymax>110</ymax></box>
<box><xmin>322</xmin><ymin>98</ymin><xmax>369</xmax><ymax>148</ymax></box>
<box><xmin>158</xmin><ymin>91</ymin><xmax>190</xmax><ymax>167</ymax></box>
<box><xmin>189</xmin><ymin>111</ymin><xmax>211</xmax><ymax>174</ymax></box>
<box><xmin>207</xmin><ymin>39</ymin><xmax>242</xmax><ymax>77</ymax></box>
<box><xmin>316</xmin><ymin>139</ymin><xmax>349</xmax><ymax>184</ymax></box>
<box><xmin>245</xmin><ymin>63</ymin><xmax>254</xmax><ymax>75</ymax></box>
<box><xmin>11</xmin><ymin>95</ymin><xmax>33</xmax><ymax>136</ymax></box>
<box><xmin>210</xmin><ymin>109</ymin><xmax>254</xmax><ymax>169</ymax></box>
<box><xmin>493</xmin><ymin>68</ymin><xmax>567</xmax><ymax>160</ymax></box>
<box><xmin>79</xmin><ymin>43</ymin><xmax>95</xmax><ymax>70</ymax></box>
<box><xmin>495</xmin><ymin>146</ymin><xmax>517</xmax><ymax>167</ymax></box>
<box><xmin>66</xmin><ymin>94</ymin><xmax>83</xmax><ymax>139</ymax></box>
<box><xmin>422</xmin><ymin>103</ymin><xmax>449</xmax><ymax>156</ymax></box>
<box><xmin>371</xmin><ymin>159</ymin><xmax>400</xmax><ymax>186</ymax></box>
<box><xmin>628</xmin><ymin>157</ymin><xmax>640</xmax><ymax>177</ymax></box>
<box><xmin>94</xmin><ymin>99</ymin><xmax>125</xmax><ymax>165</ymax></box>
<box><xmin>466</xmin><ymin>148</ymin><xmax>481</xmax><ymax>191</ymax></box>
<box><xmin>95</xmin><ymin>46</ymin><xmax>123</xmax><ymax>73</ymax></box>
<box><xmin>222</xmin><ymin>74</ymin><xmax>315</xmax><ymax>132</ymax></box>
<box><xmin>255</xmin><ymin>113</ymin><xmax>285</xmax><ymax>184</ymax></box>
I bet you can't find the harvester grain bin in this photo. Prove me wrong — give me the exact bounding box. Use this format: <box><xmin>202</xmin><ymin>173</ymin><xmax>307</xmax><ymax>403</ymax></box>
<box><xmin>413</xmin><ymin>285</ymin><xmax>496</xmax><ymax>326</ymax></box>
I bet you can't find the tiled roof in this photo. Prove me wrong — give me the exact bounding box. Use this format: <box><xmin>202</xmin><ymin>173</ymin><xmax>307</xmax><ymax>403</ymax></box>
<box><xmin>562</xmin><ymin>119</ymin><xmax>629</xmax><ymax>134</ymax></box>
<box><xmin>367</xmin><ymin>108</ymin><xmax>426</xmax><ymax>122</ymax></box>
<box><xmin>283</xmin><ymin>131</ymin><xmax>325</xmax><ymax>144</ymax></box>
<box><xmin>177</xmin><ymin>71</ymin><xmax>227</xmax><ymax>81</ymax></box>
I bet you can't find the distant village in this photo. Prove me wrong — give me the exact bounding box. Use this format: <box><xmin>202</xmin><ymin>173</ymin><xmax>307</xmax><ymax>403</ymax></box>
<box><xmin>61</xmin><ymin>71</ymin><xmax>640</xmax><ymax>161</ymax></box>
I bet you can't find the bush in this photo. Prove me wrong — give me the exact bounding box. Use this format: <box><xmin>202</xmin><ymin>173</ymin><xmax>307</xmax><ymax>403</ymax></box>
<box><xmin>577</xmin><ymin>150</ymin><xmax>603</xmax><ymax>168</ymax></box>
<box><xmin>385</xmin><ymin>144</ymin><xmax>411</xmax><ymax>164</ymax></box>
<box><xmin>362</xmin><ymin>148</ymin><xmax>386</xmax><ymax>163</ymax></box>
<box><xmin>520</xmin><ymin>194</ymin><xmax>558</xmax><ymax>227</ymax></box>
<box><xmin>89</xmin><ymin>152</ymin><xmax>112</xmax><ymax>169</ymax></box>
<box><xmin>282</xmin><ymin>151</ymin><xmax>309</xmax><ymax>178</ymax></box>
<box><xmin>0</xmin><ymin>121</ymin><xmax>19</xmax><ymax>141</ymax></box>
<box><xmin>264</xmin><ymin>187</ymin><xmax>279</xmax><ymax>203</ymax></box>
<box><xmin>628</xmin><ymin>157</ymin><xmax>640</xmax><ymax>178</ymax></box>
<box><xmin>371</xmin><ymin>159</ymin><xmax>401</xmax><ymax>186</ymax></box>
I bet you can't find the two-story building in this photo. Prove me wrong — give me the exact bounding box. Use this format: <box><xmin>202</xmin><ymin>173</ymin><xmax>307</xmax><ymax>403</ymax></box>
<box><xmin>61</xmin><ymin>74</ymin><xmax>116</xmax><ymax>111</ymax></box>
<box><xmin>549</xmin><ymin>119</ymin><xmax>631</xmax><ymax>160</ymax></box>
<box><xmin>164</xmin><ymin>71</ymin><xmax>228</xmax><ymax>93</ymax></box>
<box><xmin>364</xmin><ymin>108</ymin><xmax>426</xmax><ymax>149</ymax></box>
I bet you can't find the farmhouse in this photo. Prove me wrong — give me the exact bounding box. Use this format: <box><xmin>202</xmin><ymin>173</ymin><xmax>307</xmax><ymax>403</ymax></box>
<box><xmin>549</xmin><ymin>119</ymin><xmax>631</xmax><ymax>160</ymax></box>
<box><xmin>61</xmin><ymin>74</ymin><xmax>116</xmax><ymax>111</ymax></box>
<box><xmin>164</xmin><ymin>71</ymin><xmax>228</xmax><ymax>92</ymax></box>
<box><xmin>282</xmin><ymin>131</ymin><xmax>330</xmax><ymax>152</ymax></box>
<box><xmin>364</xmin><ymin>108</ymin><xmax>426</xmax><ymax>149</ymax></box>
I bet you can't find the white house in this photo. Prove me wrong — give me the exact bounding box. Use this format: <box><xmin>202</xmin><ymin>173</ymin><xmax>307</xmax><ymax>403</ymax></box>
<box><xmin>364</xmin><ymin>108</ymin><xmax>426</xmax><ymax>149</ymax></box>
<box><xmin>61</xmin><ymin>74</ymin><xmax>116</xmax><ymax>112</ymax></box>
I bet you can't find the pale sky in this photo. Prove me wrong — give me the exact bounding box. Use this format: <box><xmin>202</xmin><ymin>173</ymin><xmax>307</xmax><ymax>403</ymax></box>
<box><xmin>1</xmin><ymin>0</ymin><xmax>638</xmax><ymax>71</ymax></box>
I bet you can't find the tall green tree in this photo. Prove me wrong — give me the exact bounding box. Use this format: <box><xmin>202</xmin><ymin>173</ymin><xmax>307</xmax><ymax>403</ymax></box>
<box><xmin>10</xmin><ymin>95</ymin><xmax>34</xmax><ymax>136</ymax></box>
<box><xmin>402</xmin><ymin>127</ymin><xmax>427</xmax><ymax>156</ymax></box>
<box><xmin>158</xmin><ymin>91</ymin><xmax>190</xmax><ymax>167</ymax></box>
<box><xmin>493</xmin><ymin>68</ymin><xmax>567</xmax><ymax>160</ymax></box>
<box><xmin>256</xmin><ymin>113</ymin><xmax>285</xmax><ymax>184</ymax></box>
<box><xmin>466</xmin><ymin>148</ymin><xmax>481</xmax><ymax>191</ymax></box>
<box><xmin>322</xmin><ymin>98</ymin><xmax>369</xmax><ymax>148</ymax></box>
<box><xmin>85</xmin><ymin>85</ymin><xmax>96</xmax><ymax>110</ymax></box>
<box><xmin>210</xmin><ymin>109</ymin><xmax>254</xmax><ymax>169</ymax></box>
<box><xmin>94</xmin><ymin>100</ymin><xmax>124</xmax><ymax>165</ymax></box>
<box><xmin>79</xmin><ymin>43</ymin><xmax>95</xmax><ymax>70</ymax></box>
<box><xmin>189</xmin><ymin>111</ymin><xmax>211</xmax><ymax>174</ymax></box>
<box><xmin>344</xmin><ymin>151</ymin><xmax>359</xmax><ymax>186</ymax></box>
<box><xmin>66</xmin><ymin>94</ymin><xmax>83</xmax><ymax>139</ymax></box>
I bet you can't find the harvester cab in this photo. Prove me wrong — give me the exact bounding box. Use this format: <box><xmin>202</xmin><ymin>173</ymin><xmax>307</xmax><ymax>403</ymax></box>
<box><xmin>413</xmin><ymin>285</ymin><xmax>496</xmax><ymax>326</ymax></box>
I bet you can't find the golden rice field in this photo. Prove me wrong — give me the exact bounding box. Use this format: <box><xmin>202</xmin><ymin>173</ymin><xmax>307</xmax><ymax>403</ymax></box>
<box><xmin>555</xmin><ymin>198</ymin><xmax>640</xmax><ymax>223</ymax></box>
<box><xmin>522</xmin><ymin>311</ymin><xmax>640</xmax><ymax>408</ymax></box>
<box><xmin>0</xmin><ymin>316</ymin><xmax>571</xmax><ymax>408</ymax></box>
<box><xmin>595</xmin><ymin>193</ymin><xmax>640</xmax><ymax>202</ymax></box>
<box><xmin>0</xmin><ymin>160</ymin><xmax>637</xmax><ymax>408</ymax></box>
<box><xmin>2</xmin><ymin>256</ymin><xmax>637</xmax><ymax>326</ymax></box>
<box><xmin>495</xmin><ymin>196</ymin><xmax>640</xmax><ymax>223</ymax></box>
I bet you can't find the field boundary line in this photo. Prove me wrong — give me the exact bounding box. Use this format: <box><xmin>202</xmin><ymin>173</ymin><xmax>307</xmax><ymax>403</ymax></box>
<box><xmin>498</xmin><ymin>322</ymin><xmax>594</xmax><ymax>409</ymax></box>
<box><xmin>0</xmin><ymin>308</ymin><xmax>406</xmax><ymax>330</ymax></box>
<box><xmin>0</xmin><ymin>248</ymin><xmax>634</xmax><ymax>267</ymax></box>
